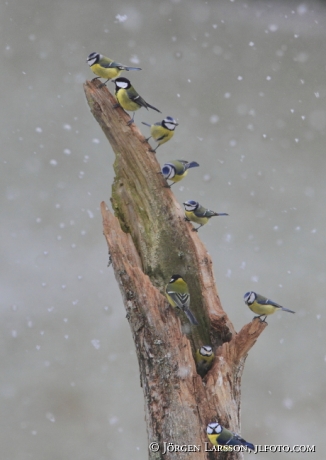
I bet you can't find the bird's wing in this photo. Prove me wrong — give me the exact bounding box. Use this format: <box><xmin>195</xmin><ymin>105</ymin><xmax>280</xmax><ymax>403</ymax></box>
<box><xmin>257</xmin><ymin>297</ymin><xmax>282</xmax><ymax>309</ymax></box>
<box><xmin>173</xmin><ymin>162</ymin><xmax>186</xmax><ymax>174</ymax></box>
<box><xmin>195</xmin><ymin>208</ymin><xmax>214</xmax><ymax>218</ymax></box>
<box><xmin>217</xmin><ymin>428</ymin><xmax>233</xmax><ymax>445</ymax></box>
<box><xmin>128</xmin><ymin>90</ymin><xmax>149</xmax><ymax>109</ymax></box>
<box><xmin>166</xmin><ymin>291</ymin><xmax>190</xmax><ymax>308</ymax></box>
<box><xmin>99</xmin><ymin>58</ymin><xmax>121</xmax><ymax>69</ymax></box>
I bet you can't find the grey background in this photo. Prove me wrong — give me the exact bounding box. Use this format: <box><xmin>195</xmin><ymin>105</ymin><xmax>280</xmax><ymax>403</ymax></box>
<box><xmin>2</xmin><ymin>0</ymin><xmax>325</xmax><ymax>458</ymax></box>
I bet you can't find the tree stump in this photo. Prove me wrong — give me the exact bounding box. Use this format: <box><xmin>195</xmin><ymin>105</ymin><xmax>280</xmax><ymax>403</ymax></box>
<box><xmin>84</xmin><ymin>80</ymin><xmax>266</xmax><ymax>459</ymax></box>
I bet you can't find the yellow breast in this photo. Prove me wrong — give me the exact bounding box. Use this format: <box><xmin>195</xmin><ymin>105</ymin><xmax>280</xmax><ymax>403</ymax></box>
<box><xmin>151</xmin><ymin>125</ymin><xmax>174</xmax><ymax>145</ymax></box>
<box><xmin>249</xmin><ymin>301</ymin><xmax>277</xmax><ymax>316</ymax></box>
<box><xmin>116</xmin><ymin>90</ymin><xmax>140</xmax><ymax>112</ymax></box>
<box><xmin>165</xmin><ymin>292</ymin><xmax>176</xmax><ymax>308</ymax></box>
<box><xmin>207</xmin><ymin>434</ymin><xmax>219</xmax><ymax>447</ymax></box>
<box><xmin>90</xmin><ymin>63</ymin><xmax>121</xmax><ymax>80</ymax></box>
<box><xmin>185</xmin><ymin>211</ymin><xmax>208</xmax><ymax>225</ymax></box>
<box><xmin>172</xmin><ymin>171</ymin><xmax>187</xmax><ymax>183</ymax></box>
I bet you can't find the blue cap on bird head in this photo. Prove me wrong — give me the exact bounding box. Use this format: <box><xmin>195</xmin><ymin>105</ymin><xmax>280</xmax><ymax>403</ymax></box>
<box><xmin>183</xmin><ymin>200</ymin><xmax>198</xmax><ymax>211</ymax></box>
<box><xmin>163</xmin><ymin>116</ymin><xmax>178</xmax><ymax>128</ymax></box>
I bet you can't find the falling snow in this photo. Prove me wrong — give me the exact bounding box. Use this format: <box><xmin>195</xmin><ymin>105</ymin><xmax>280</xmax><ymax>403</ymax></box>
<box><xmin>115</xmin><ymin>14</ymin><xmax>128</xmax><ymax>22</ymax></box>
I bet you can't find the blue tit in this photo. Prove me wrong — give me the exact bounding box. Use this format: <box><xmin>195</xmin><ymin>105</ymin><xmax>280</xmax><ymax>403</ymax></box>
<box><xmin>86</xmin><ymin>52</ymin><xmax>141</xmax><ymax>85</ymax></box>
<box><xmin>165</xmin><ymin>274</ymin><xmax>198</xmax><ymax>326</ymax></box>
<box><xmin>207</xmin><ymin>422</ymin><xmax>255</xmax><ymax>451</ymax></box>
<box><xmin>161</xmin><ymin>160</ymin><xmax>200</xmax><ymax>188</ymax></box>
<box><xmin>244</xmin><ymin>291</ymin><xmax>295</xmax><ymax>321</ymax></box>
<box><xmin>142</xmin><ymin>116</ymin><xmax>178</xmax><ymax>152</ymax></box>
<box><xmin>195</xmin><ymin>345</ymin><xmax>214</xmax><ymax>377</ymax></box>
<box><xmin>183</xmin><ymin>200</ymin><xmax>228</xmax><ymax>232</ymax></box>
<box><xmin>114</xmin><ymin>77</ymin><xmax>161</xmax><ymax>126</ymax></box>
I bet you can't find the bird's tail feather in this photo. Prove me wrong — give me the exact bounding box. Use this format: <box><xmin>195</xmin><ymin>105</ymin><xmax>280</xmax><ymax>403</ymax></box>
<box><xmin>146</xmin><ymin>103</ymin><xmax>162</xmax><ymax>113</ymax></box>
<box><xmin>245</xmin><ymin>442</ymin><xmax>255</xmax><ymax>451</ymax></box>
<box><xmin>215</xmin><ymin>213</ymin><xmax>229</xmax><ymax>216</ymax></box>
<box><xmin>183</xmin><ymin>307</ymin><xmax>199</xmax><ymax>326</ymax></box>
<box><xmin>125</xmin><ymin>66</ymin><xmax>142</xmax><ymax>71</ymax></box>
<box><xmin>187</xmin><ymin>161</ymin><xmax>200</xmax><ymax>169</ymax></box>
<box><xmin>281</xmin><ymin>307</ymin><xmax>295</xmax><ymax>314</ymax></box>
<box><xmin>141</xmin><ymin>121</ymin><xmax>151</xmax><ymax>127</ymax></box>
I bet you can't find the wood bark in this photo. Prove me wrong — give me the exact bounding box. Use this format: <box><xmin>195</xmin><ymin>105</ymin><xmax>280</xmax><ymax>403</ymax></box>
<box><xmin>84</xmin><ymin>79</ymin><xmax>267</xmax><ymax>459</ymax></box>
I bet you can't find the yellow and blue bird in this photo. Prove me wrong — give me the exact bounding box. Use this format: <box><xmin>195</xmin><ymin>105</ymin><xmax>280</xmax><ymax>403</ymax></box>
<box><xmin>183</xmin><ymin>200</ymin><xmax>228</xmax><ymax>232</ymax></box>
<box><xmin>244</xmin><ymin>291</ymin><xmax>295</xmax><ymax>321</ymax></box>
<box><xmin>161</xmin><ymin>160</ymin><xmax>200</xmax><ymax>188</ymax></box>
<box><xmin>165</xmin><ymin>274</ymin><xmax>198</xmax><ymax>326</ymax></box>
<box><xmin>142</xmin><ymin>116</ymin><xmax>178</xmax><ymax>152</ymax></box>
<box><xmin>86</xmin><ymin>52</ymin><xmax>141</xmax><ymax>85</ymax></box>
<box><xmin>206</xmin><ymin>422</ymin><xmax>255</xmax><ymax>451</ymax></box>
<box><xmin>195</xmin><ymin>345</ymin><xmax>214</xmax><ymax>377</ymax></box>
<box><xmin>114</xmin><ymin>77</ymin><xmax>161</xmax><ymax>126</ymax></box>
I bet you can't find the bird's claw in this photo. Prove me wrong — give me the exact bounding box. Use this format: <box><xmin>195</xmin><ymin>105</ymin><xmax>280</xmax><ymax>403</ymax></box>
<box><xmin>253</xmin><ymin>315</ymin><xmax>268</xmax><ymax>323</ymax></box>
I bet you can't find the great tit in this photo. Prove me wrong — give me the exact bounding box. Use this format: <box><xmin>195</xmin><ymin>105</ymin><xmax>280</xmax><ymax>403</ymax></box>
<box><xmin>165</xmin><ymin>274</ymin><xmax>198</xmax><ymax>326</ymax></box>
<box><xmin>161</xmin><ymin>160</ymin><xmax>200</xmax><ymax>188</ymax></box>
<box><xmin>244</xmin><ymin>291</ymin><xmax>295</xmax><ymax>321</ymax></box>
<box><xmin>114</xmin><ymin>77</ymin><xmax>161</xmax><ymax>126</ymax></box>
<box><xmin>183</xmin><ymin>200</ymin><xmax>228</xmax><ymax>232</ymax></box>
<box><xmin>207</xmin><ymin>422</ymin><xmax>255</xmax><ymax>451</ymax></box>
<box><xmin>86</xmin><ymin>52</ymin><xmax>141</xmax><ymax>85</ymax></box>
<box><xmin>142</xmin><ymin>116</ymin><xmax>178</xmax><ymax>152</ymax></box>
<box><xmin>195</xmin><ymin>345</ymin><xmax>214</xmax><ymax>377</ymax></box>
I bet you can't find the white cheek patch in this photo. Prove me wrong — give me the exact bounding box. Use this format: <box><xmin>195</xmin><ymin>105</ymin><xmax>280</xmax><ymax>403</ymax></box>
<box><xmin>249</xmin><ymin>293</ymin><xmax>256</xmax><ymax>304</ymax></box>
<box><xmin>202</xmin><ymin>346</ymin><xmax>212</xmax><ymax>356</ymax></box>
<box><xmin>88</xmin><ymin>58</ymin><xmax>96</xmax><ymax>66</ymax></box>
<box><xmin>116</xmin><ymin>81</ymin><xmax>128</xmax><ymax>88</ymax></box>
<box><xmin>208</xmin><ymin>423</ymin><xmax>221</xmax><ymax>434</ymax></box>
<box><xmin>165</xmin><ymin>122</ymin><xmax>176</xmax><ymax>130</ymax></box>
<box><xmin>165</xmin><ymin>166</ymin><xmax>175</xmax><ymax>179</ymax></box>
<box><xmin>185</xmin><ymin>204</ymin><xmax>195</xmax><ymax>211</ymax></box>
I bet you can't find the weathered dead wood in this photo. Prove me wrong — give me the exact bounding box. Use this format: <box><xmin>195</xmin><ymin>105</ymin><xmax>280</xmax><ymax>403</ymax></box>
<box><xmin>85</xmin><ymin>80</ymin><xmax>266</xmax><ymax>459</ymax></box>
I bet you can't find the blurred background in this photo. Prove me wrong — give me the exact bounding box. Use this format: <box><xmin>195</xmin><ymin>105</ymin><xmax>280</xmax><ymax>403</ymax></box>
<box><xmin>1</xmin><ymin>0</ymin><xmax>325</xmax><ymax>458</ymax></box>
